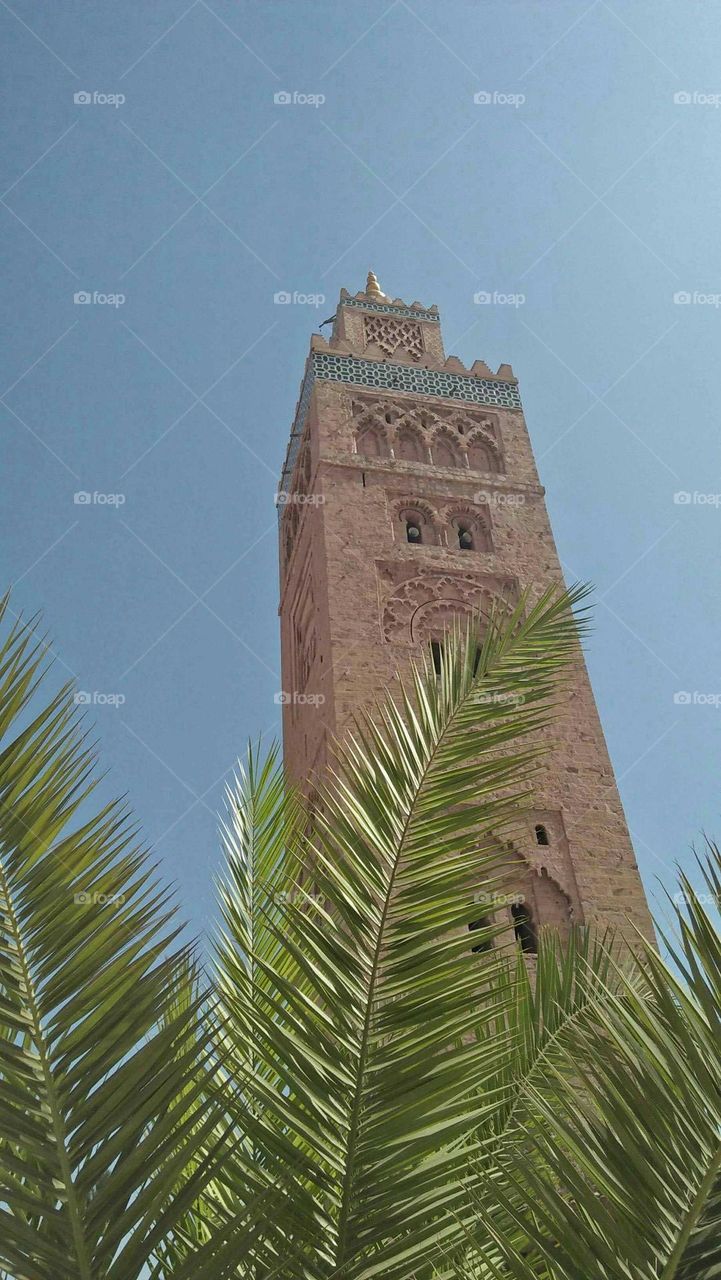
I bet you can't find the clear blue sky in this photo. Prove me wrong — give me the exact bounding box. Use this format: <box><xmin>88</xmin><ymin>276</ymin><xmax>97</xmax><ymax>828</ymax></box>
<box><xmin>3</xmin><ymin>0</ymin><xmax>720</xmax><ymax>937</ymax></box>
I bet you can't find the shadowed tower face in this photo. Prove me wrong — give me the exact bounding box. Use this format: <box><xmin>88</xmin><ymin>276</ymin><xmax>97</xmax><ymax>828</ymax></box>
<box><xmin>277</xmin><ymin>272</ymin><xmax>654</xmax><ymax>943</ymax></box>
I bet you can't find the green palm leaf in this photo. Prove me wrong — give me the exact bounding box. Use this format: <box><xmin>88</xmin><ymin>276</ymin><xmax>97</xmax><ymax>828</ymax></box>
<box><xmin>467</xmin><ymin>845</ymin><xmax>721</xmax><ymax>1280</ymax></box>
<box><xmin>212</xmin><ymin>585</ymin><xmax>592</xmax><ymax>1278</ymax></box>
<box><xmin>0</xmin><ymin>599</ymin><xmax>226</xmax><ymax>1280</ymax></box>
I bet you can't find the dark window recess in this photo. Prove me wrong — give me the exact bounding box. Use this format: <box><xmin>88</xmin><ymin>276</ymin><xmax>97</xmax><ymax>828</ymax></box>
<box><xmin>472</xmin><ymin>646</ymin><xmax>482</xmax><ymax>676</ymax></box>
<box><xmin>511</xmin><ymin>902</ymin><xmax>537</xmax><ymax>954</ymax></box>
<box><xmin>535</xmin><ymin>824</ymin><xmax>549</xmax><ymax>846</ymax></box>
<box><xmin>458</xmin><ymin>526</ymin><xmax>474</xmax><ymax>550</ymax></box>
<box><xmin>406</xmin><ymin>521</ymin><xmax>422</xmax><ymax>544</ymax></box>
<box><xmin>469</xmin><ymin>917</ymin><xmax>493</xmax><ymax>953</ymax></box>
<box><xmin>430</xmin><ymin>640</ymin><xmax>443</xmax><ymax>675</ymax></box>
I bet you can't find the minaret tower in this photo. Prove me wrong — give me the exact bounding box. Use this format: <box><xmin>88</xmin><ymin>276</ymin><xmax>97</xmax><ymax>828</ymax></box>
<box><xmin>277</xmin><ymin>273</ymin><xmax>653</xmax><ymax>941</ymax></box>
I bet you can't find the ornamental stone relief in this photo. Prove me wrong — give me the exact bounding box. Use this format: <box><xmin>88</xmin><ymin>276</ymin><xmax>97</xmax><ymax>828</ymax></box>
<box><xmin>363</xmin><ymin>314</ymin><xmax>424</xmax><ymax>361</ymax></box>
<box><xmin>377</xmin><ymin>566</ymin><xmax>517</xmax><ymax>645</ymax></box>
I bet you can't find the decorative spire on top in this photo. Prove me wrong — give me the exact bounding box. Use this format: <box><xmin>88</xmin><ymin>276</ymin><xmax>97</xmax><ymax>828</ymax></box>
<box><xmin>365</xmin><ymin>270</ymin><xmax>386</xmax><ymax>301</ymax></box>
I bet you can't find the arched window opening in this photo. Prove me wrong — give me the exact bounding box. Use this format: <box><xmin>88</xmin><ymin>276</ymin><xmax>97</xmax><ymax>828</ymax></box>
<box><xmin>511</xmin><ymin>901</ymin><xmax>537</xmax><ymax>954</ymax></box>
<box><xmin>430</xmin><ymin>640</ymin><xmax>443</xmax><ymax>676</ymax></box>
<box><xmin>535</xmin><ymin>824</ymin><xmax>550</xmax><ymax>847</ymax></box>
<box><xmin>458</xmin><ymin>525</ymin><xmax>473</xmax><ymax>551</ymax></box>
<box><xmin>469</xmin><ymin>916</ymin><xmax>493</xmax><ymax>954</ymax></box>
<box><xmin>406</xmin><ymin>519</ymin><xmax>422</xmax><ymax>545</ymax></box>
<box><xmin>472</xmin><ymin>646</ymin><xmax>482</xmax><ymax>677</ymax></box>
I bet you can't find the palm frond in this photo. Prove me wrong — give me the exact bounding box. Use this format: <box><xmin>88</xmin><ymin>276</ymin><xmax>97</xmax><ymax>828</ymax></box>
<box><xmin>469</xmin><ymin>841</ymin><xmax>721</xmax><ymax>1280</ymax></box>
<box><xmin>0</xmin><ymin>599</ymin><xmax>226</xmax><ymax>1280</ymax></box>
<box><xmin>212</xmin><ymin>585</ymin><xmax>592</xmax><ymax>1278</ymax></box>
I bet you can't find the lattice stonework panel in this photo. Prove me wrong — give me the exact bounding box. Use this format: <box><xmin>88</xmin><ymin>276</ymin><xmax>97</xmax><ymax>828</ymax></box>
<box><xmin>364</xmin><ymin>314</ymin><xmax>423</xmax><ymax>361</ymax></box>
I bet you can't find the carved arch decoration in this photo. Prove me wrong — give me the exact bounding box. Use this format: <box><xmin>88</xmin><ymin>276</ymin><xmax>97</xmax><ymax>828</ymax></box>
<box><xmin>394</xmin><ymin>424</ymin><xmax>427</xmax><ymax>463</ymax></box>
<box><xmin>429</xmin><ymin>427</ymin><xmax>463</xmax><ymax>469</ymax></box>
<box><xmin>347</xmin><ymin>394</ymin><xmax>506</xmax><ymax>473</ymax></box>
<box><xmin>363</xmin><ymin>314</ymin><xmax>424</xmax><ymax>361</ymax></box>
<box><xmin>466</xmin><ymin>429</ymin><xmax>502</xmax><ymax>474</ymax></box>
<box><xmin>380</xmin><ymin>570</ymin><xmax>516</xmax><ymax>646</ymax></box>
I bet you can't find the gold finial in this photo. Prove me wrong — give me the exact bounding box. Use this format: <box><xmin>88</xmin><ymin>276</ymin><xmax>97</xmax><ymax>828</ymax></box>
<box><xmin>365</xmin><ymin>270</ymin><xmax>386</xmax><ymax>301</ymax></box>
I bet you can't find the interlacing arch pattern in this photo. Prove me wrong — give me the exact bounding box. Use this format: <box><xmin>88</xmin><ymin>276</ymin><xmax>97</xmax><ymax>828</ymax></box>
<box><xmin>351</xmin><ymin>394</ymin><xmax>504</xmax><ymax>472</ymax></box>
<box><xmin>363</xmin><ymin>313</ymin><xmax>424</xmax><ymax>360</ymax></box>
